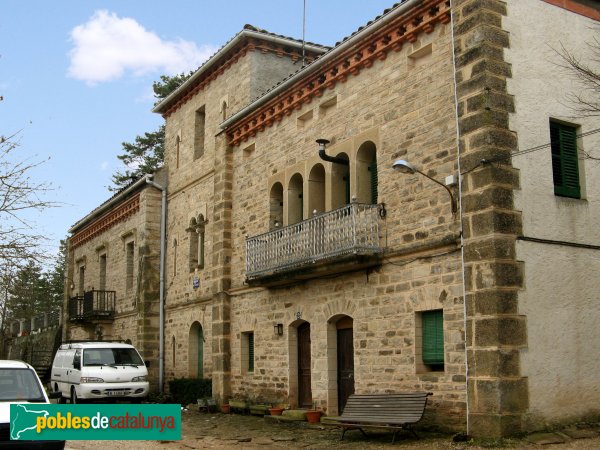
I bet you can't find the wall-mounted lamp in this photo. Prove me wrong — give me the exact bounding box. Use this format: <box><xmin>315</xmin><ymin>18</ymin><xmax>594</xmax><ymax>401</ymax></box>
<box><xmin>274</xmin><ymin>323</ymin><xmax>284</xmax><ymax>336</ymax></box>
<box><xmin>392</xmin><ymin>159</ymin><xmax>458</xmax><ymax>214</ymax></box>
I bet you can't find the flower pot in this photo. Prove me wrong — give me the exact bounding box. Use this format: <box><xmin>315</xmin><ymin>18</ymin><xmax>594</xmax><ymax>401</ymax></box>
<box><xmin>221</xmin><ymin>404</ymin><xmax>230</xmax><ymax>414</ymax></box>
<box><xmin>269</xmin><ymin>407</ymin><xmax>284</xmax><ymax>416</ymax></box>
<box><xmin>305</xmin><ymin>410</ymin><xmax>321</xmax><ymax>423</ymax></box>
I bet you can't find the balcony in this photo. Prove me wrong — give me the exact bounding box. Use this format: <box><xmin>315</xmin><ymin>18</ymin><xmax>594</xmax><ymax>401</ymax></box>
<box><xmin>246</xmin><ymin>203</ymin><xmax>383</xmax><ymax>286</ymax></box>
<box><xmin>68</xmin><ymin>290</ymin><xmax>116</xmax><ymax>323</ymax></box>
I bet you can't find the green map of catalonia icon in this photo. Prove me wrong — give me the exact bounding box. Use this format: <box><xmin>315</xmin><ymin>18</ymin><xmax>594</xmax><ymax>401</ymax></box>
<box><xmin>10</xmin><ymin>404</ymin><xmax>49</xmax><ymax>440</ymax></box>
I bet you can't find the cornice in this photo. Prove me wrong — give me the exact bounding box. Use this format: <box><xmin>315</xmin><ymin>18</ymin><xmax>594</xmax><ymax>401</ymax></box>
<box><xmin>226</xmin><ymin>0</ymin><xmax>450</xmax><ymax>147</ymax></box>
<box><xmin>71</xmin><ymin>194</ymin><xmax>140</xmax><ymax>249</ymax></box>
<box><xmin>161</xmin><ymin>39</ymin><xmax>320</xmax><ymax>119</ymax></box>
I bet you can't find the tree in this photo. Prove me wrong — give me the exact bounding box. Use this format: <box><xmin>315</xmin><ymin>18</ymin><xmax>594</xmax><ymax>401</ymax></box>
<box><xmin>556</xmin><ymin>26</ymin><xmax>600</xmax><ymax>162</ymax></box>
<box><xmin>0</xmin><ymin>132</ymin><xmax>57</xmax><ymax>264</ymax></box>
<box><xmin>110</xmin><ymin>72</ymin><xmax>193</xmax><ymax>191</ymax></box>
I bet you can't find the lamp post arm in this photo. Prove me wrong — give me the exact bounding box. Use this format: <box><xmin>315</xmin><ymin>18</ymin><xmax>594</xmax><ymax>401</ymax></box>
<box><xmin>414</xmin><ymin>169</ymin><xmax>458</xmax><ymax>214</ymax></box>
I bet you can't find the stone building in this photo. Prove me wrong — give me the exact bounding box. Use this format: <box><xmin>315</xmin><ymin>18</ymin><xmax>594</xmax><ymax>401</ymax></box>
<box><xmin>64</xmin><ymin>171</ymin><xmax>165</xmax><ymax>390</ymax></box>
<box><xmin>66</xmin><ymin>0</ymin><xmax>600</xmax><ymax>437</ymax></box>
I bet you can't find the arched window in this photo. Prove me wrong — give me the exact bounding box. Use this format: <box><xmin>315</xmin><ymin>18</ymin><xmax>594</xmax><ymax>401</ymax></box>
<box><xmin>331</xmin><ymin>153</ymin><xmax>350</xmax><ymax>209</ymax></box>
<box><xmin>287</xmin><ymin>173</ymin><xmax>304</xmax><ymax>225</ymax></box>
<box><xmin>269</xmin><ymin>183</ymin><xmax>284</xmax><ymax>230</ymax></box>
<box><xmin>308</xmin><ymin>164</ymin><xmax>325</xmax><ymax>216</ymax></box>
<box><xmin>222</xmin><ymin>101</ymin><xmax>228</xmax><ymax>121</ymax></box>
<box><xmin>188</xmin><ymin>215</ymin><xmax>206</xmax><ymax>271</ymax></box>
<box><xmin>356</xmin><ymin>141</ymin><xmax>377</xmax><ymax>204</ymax></box>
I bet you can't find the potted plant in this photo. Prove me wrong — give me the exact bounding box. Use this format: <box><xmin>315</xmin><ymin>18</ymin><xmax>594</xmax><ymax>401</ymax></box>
<box><xmin>305</xmin><ymin>409</ymin><xmax>322</xmax><ymax>423</ymax></box>
<box><xmin>221</xmin><ymin>403</ymin><xmax>230</xmax><ymax>414</ymax></box>
<box><xmin>269</xmin><ymin>406</ymin><xmax>284</xmax><ymax>415</ymax></box>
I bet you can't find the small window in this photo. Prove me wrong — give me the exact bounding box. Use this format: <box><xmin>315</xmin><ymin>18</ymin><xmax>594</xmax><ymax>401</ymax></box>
<box><xmin>422</xmin><ymin>310</ymin><xmax>444</xmax><ymax>371</ymax></box>
<box><xmin>99</xmin><ymin>254</ymin><xmax>107</xmax><ymax>291</ymax></box>
<box><xmin>241</xmin><ymin>331</ymin><xmax>254</xmax><ymax>373</ymax></box>
<box><xmin>78</xmin><ymin>266</ymin><xmax>85</xmax><ymax>295</ymax></box>
<box><xmin>126</xmin><ymin>242</ymin><xmax>134</xmax><ymax>291</ymax></box>
<box><xmin>194</xmin><ymin>106</ymin><xmax>206</xmax><ymax>160</ymax></box>
<box><xmin>550</xmin><ymin>121</ymin><xmax>580</xmax><ymax>199</ymax></box>
<box><xmin>175</xmin><ymin>135</ymin><xmax>181</xmax><ymax>169</ymax></box>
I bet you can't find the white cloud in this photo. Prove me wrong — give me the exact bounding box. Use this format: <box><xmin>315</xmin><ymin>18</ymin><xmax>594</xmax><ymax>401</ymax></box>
<box><xmin>68</xmin><ymin>10</ymin><xmax>217</xmax><ymax>84</ymax></box>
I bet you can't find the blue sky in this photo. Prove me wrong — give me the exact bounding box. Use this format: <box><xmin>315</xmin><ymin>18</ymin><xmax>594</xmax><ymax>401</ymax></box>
<box><xmin>1</xmin><ymin>0</ymin><xmax>395</xmax><ymax>261</ymax></box>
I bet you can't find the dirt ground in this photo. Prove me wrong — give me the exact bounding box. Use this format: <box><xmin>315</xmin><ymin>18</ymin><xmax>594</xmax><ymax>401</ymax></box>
<box><xmin>62</xmin><ymin>408</ymin><xmax>600</xmax><ymax>450</ymax></box>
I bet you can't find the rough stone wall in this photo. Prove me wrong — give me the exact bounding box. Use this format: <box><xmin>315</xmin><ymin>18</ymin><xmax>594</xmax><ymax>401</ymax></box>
<box><xmin>225</xmin><ymin>22</ymin><xmax>467</xmax><ymax>430</ymax></box>
<box><xmin>65</xmin><ymin>183</ymin><xmax>162</xmax><ymax>390</ymax></box>
<box><xmin>163</xmin><ymin>49</ymin><xmax>305</xmax><ymax>392</ymax></box>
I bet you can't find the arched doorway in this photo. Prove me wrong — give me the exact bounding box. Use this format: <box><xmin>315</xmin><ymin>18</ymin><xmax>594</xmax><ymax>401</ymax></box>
<box><xmin>188</xmin><ymin>322</ymin><xmax>204</xmax><ymax>378</ymax></box>
<box><xmin>327</xmin><ymin>315</ymin><xmax>355</xmax><ymax>414</ymax></box>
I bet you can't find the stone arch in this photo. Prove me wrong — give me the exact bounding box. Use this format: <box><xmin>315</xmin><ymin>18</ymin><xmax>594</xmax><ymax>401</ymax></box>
<box><xmin>326</xmin><ymin>314</ymin><xmax>355</xmax><ymax>415</ymax></box>
<box><xmin>269</xmin><ymin>182</ymin><xmax>284</xmax><ymax>230</ymax></box>
<box><xmin>308</xmin><ymin>163</ymin><xmax>325</xmax><ymax>216</ymax></box>
<box><xmin>331</xmin><ymin>152</ymin><xmax>350</xmax><ymax>209</ymax></box>
<box><xmin>188</xmin><ymin>321</ymin><xmax>204</xmax><ymax>378</ymax></box>
<box><xmin>355</xmin><ymin>141</ymin><xmax>377</xmax><ymax>204</ymax></box>
<box><xmin>287</xmin><ymin>173</ymin><xmax>304</xmax><ymax>225</ymax></box>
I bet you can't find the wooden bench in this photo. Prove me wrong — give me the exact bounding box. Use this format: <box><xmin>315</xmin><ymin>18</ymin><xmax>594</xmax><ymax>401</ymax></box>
<box><xmin>326</xmin><ymin>392</ymin><xmax>432</xmax><ymax>443</ymax></box>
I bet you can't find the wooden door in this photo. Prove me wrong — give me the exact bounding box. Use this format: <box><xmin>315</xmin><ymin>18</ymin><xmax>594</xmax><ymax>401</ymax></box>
<box><xmin>297</xmin><ymin>322</ymin><xmax>312</xmax><ymax>408</ymax></box>
<box><xmin>337</xmin><ymin>327</ymin><xmax>355</xmax><ymax>412</ymax></box>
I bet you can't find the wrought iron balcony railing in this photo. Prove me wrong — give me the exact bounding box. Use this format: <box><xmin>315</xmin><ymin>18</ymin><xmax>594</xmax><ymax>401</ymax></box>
<box><xmin>68</xmin><ymin>290</ymin><xmax>116</xmax><ymax>322</ymax></box>
<box><xmin>246</xmin><ymin>203</ymin><xmax>382</xmax><ymax>281</ymax></box>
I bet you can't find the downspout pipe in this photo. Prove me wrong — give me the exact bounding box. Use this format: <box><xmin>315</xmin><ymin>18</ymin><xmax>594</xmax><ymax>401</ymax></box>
<box><xmin>146</xmin><ymin>175</ymin><xmax>166</xmax><ymax>394</ymax></box>
<box><xmin>316</xmin><ymin>139</ymin><xmax>348</xmax><ymax>165</ymax></box>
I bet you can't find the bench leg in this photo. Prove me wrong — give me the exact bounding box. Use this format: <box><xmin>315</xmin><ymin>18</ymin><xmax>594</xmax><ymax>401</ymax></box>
<box><xmin>340</xmin><ymin>426</ymin><xmax>367</xmax><ymax>441</ymax></box>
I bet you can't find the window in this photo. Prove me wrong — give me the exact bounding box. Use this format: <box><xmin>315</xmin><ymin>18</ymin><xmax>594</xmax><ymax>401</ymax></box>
<box><xmin>550</xmin><ymin>121</ymin><xmax>580</xmax><ymax>199</ymax></box>
<box><xmin>188</xmin><ymin>216</ymin><xmax>205</xmax><ymax>272</ymax></box>
<box><xmin>421</xmin><ymin>310</ymin><xmax>444</xmax><ymax>371</ymax></box>
<box><xmin>78</xmin><ymin>266</ymin><xmax>85</xmax><ymax>295</ymax></box>
<box><xmin>99</xmin><ymin>254</ymin><xmax>107</xmax><ymax>291</ymax></box>
<box><xmin>175</xmin><ymin>135</ymin><xmax>181</xmax><ymax>169</ymax></box>
<box><xmin>173</xmin><ymin>239</ymin><xmax>178</xmax><ymax>277</ymax></box>
<box><xmin>241</xmin><ymin>331</ymin><xmax>254</xmax><ymax>373</ymax></box>
<box><xmin>194</xmin><ymin>106</ymin><xmax>206</xmax><ymax>160</ymax></box>
<box><xmin>126</xmin><ymin>242</ymin><xmax>134</xmax><ymax>291</ymax></box>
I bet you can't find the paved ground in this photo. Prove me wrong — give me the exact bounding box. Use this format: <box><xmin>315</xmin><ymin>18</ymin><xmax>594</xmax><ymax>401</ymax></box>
<box><xmin>64</xmin><ymin>409</ymin><xmax>600</xmax><ymax>449</ymax></box>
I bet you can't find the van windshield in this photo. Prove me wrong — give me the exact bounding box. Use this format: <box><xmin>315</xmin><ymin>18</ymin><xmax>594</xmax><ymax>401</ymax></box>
<box><xmin>0</xmin><ymin>368</ymin><xmax>45</xmax><ymax>402</ymax></box>
<box><xmin>83</xmin><ymin>348</ymin><xmax>144</xmax><ymax>367</ymax></box>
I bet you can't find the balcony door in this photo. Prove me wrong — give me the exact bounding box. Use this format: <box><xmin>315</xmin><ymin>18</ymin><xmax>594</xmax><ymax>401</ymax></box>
<box><xmin>297</xmin><ymin>322</ymin><xmax>312</xmax><ymax>408</ymax></box>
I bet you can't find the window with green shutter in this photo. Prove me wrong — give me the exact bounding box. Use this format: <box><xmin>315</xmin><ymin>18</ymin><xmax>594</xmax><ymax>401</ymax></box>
<box><xmin>422</xmin><ymin>310</ymin><xmax>444</xmax><ymax>368</ymax></box>
<box><xmin>550</xmin><ymin>121</ymin><xmax>580</xmax><ymax>199</ymax></box>
<box><xmin>248</xmin><ymin>332</ymin><xmax>254</xmax><ymax>372</ymax></box>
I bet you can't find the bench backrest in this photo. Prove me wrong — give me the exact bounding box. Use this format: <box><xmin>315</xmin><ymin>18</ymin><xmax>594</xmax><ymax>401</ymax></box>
<box><xmin>340</xmin><ymin>392</ymin><xmax>431</xmax><ymax>424</ymax></box>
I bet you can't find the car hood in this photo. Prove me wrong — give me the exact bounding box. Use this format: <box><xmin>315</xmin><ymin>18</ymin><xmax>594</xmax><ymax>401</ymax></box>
<box><xmin>0</xmin><ymin>401</ymin><xmax>49</xmax><ymax>424</ymax></box>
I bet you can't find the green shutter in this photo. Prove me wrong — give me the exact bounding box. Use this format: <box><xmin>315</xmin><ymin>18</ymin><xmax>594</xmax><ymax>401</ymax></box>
<box><xmin>422</xmin><ymin>310</ymin><xmax>444</xmax><ymax>365</ymax></box>
<box><xmin>369</xmin><ymin>157</ymin><xmax>378</xmax><ymax>204</ymax></box>
<box><xmin>248</xmin><ymin>333</ymin><xmax>254</xmax><ymax>372</ymax></box>
<box><xmin>550</xmin><ymin>122</ymin><xmax>580</xmax><ymax>199</ymax></box>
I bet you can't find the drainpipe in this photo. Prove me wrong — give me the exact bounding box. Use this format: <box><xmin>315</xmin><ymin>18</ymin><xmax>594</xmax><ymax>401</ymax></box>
<box><xmin>146</xmin><ymin>175</ymin><xmax>167</xmax><ymax>394</ymax></box>
<box><xmin>316</xmin><ymin>139</ymin><xmax>349</xmax><ymax>165</ymax></box>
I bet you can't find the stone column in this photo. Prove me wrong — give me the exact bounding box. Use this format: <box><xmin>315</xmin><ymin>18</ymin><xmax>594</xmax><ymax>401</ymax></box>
<box><xmin>453</xmin><ymin>0</ymin><xmax>528</xmax><ymax>437</ymax></box>
<box><xmin>210</xmin><ymin>132</ymin><xmax>233</xmax><ymax>401</ymax></box>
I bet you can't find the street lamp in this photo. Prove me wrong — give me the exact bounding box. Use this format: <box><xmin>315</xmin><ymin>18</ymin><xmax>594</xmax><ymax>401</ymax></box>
<box><xmin>392</xmin><ymin>159</ymin><xmax>457</xmax><ymax>214</ymax></box>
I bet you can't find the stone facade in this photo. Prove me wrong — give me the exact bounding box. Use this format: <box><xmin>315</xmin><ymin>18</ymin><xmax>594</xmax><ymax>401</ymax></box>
<box><xmin>65</xmin><ymin>172</ymin><xmax>164</xmax><ymax>390</ymax></box>
<box><xmin>66</xmin><ymin>0</ymin><xmax>600</xmax><ymax>438</ymax></box>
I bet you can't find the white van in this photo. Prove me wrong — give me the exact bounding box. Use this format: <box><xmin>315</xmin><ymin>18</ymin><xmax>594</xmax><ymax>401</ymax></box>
<box><xmin>51</xmin><ymin>342</ymin><xmax>149</xmax><ymax>403</ymax></box>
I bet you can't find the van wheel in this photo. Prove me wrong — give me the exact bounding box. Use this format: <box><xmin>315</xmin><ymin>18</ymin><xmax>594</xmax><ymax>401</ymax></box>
<box><xmin>55</xmin><ymin>384</ymin><xmax>66</xmax><ymax>404</ymax></box>
<box><xmin>71</xmin><ymin>387</ymin><xmax>79</xmax><ymax>404</ymax></box>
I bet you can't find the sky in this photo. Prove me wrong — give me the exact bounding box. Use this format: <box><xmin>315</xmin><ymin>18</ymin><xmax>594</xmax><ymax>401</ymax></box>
<box><xmin>1</xmin><ymin>0</ymin><xmax>396</xmax><ymax>262</ymax></box>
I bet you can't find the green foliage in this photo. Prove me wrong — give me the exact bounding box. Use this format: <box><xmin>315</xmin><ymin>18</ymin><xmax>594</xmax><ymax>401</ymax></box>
<box><xmin>168</xmin><ymin>377</ymin><xmax>212</xmax><ymax>406</ymax></box>
<box><xmin>110</xmin><ymin>72</ymin><xmax>193</xmax><ymax>191</ymax></box>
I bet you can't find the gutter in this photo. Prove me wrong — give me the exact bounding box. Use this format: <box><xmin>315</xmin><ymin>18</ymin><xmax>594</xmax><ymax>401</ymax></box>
<box><xmin>153</xmin><ymin>30</ymin><xmax>328</xmax><ymax>115</ymax></box>
<box><xmin>221</xmin><ymin>0</ymin><xmax>419</xmax><ymax>130</ymax></box>
<box><xmin>68</xmin><ymin>176</ymin><xmax>150</xmax><ymax>234</ymax></box>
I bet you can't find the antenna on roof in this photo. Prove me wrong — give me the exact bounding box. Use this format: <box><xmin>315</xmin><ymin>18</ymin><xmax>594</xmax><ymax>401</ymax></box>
<box><xmin>301</xmin><ymin>0</ymin><xmax>306</xmax><ymax>67</ymax></box>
